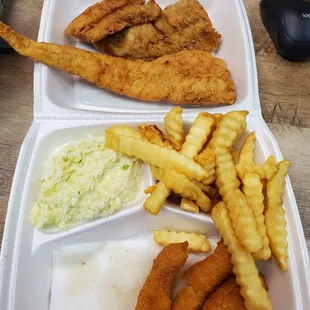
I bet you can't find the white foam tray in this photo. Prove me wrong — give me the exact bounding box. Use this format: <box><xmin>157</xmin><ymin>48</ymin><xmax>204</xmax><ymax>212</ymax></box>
<box><xmin>0</xmin><ymin>0</ymin><xmax>309</xmax><ymax>309</ymax></box>
<box><xmin>0</xmin><ymin>119</ymin><xmax>310</xmax><ymax>310</ymax></box>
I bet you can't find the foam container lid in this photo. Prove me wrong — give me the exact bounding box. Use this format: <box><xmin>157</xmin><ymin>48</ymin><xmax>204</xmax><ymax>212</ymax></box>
<box><xmin>34</xmin><ymin>0</ymin><xmax>261</xmax><ymax>117</ymax></box>
<box><xmin>0</xmin><ymin>0</ymin><xmax>309</xmax><ymax>310</ymax></box>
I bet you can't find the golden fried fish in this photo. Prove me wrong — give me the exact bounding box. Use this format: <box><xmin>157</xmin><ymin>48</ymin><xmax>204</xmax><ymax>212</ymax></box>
<box><xmin>0</xmin><ymin>22</ymin><xmax>235</xmax><ymax>105</ymax></box>
<box><xmin>66</xmin><ymin>0</ymin><xmax>161</xmax><ymax>43</ymax></box>
<box><xmin>95</xmin><ymin>0</ymin><xmax>221</xmax><ymax>59</ymax></box>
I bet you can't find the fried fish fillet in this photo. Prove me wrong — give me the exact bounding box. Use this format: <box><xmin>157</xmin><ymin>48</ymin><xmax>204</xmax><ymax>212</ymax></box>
<box><xmin>0</xmin><ymin>22</ymin><xmax>235</xmax><ymax>105</ymax></box>
<box><xmin>66</xmin><ymin>0</ymin><xmax>143</xmax><ymax>40</ymax></box>
<box><xmin>202</xmin><ymin>278</ymin><xmax>246</xmax><ymax>310</ymax></box>
<box><xmin>135</xmin><ymin>242</ymin><xmax>188</xmax><ymax>310</ymax></box>
<box><xmin>95</xmin><ymin>0</ymin><xmax>221</xmax><ymax>59</ymax></box>
<box><xmin>172</xmin><ymin>241</ymin><xmax>233</xmax><ymax>310</ymax></box>
<box><xmin>66</xmin><ymin>0</ymin><xmax>161</xmax><ymax>43</ymax></box>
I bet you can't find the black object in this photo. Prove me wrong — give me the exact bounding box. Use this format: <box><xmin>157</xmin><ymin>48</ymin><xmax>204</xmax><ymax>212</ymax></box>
<box><xmin>260</xmin><ymin>0</ymin><xmax>310</xmax><ymax>60</ymax></box>
<box><xmin>0</xmin><ymin>0</ymin><xmax>10</xmax><ymax>49</ymax></box>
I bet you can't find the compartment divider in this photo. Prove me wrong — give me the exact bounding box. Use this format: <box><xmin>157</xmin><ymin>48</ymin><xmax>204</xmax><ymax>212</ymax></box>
<box><xmin>33</xmin><ymin>111</ymin><xmax>263</xmax><ymax>123</ymax></box>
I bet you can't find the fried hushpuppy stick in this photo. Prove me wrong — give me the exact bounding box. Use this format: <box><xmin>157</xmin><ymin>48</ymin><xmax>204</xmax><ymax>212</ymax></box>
<box><xmin>136</xmin><ymin>242</ymin><xmax>188</xmax><ymax>310</ymax></box>
<box><xmin>184</xmin><ymin>241</ymin><xmax>233</xmax><ymax>296</ymax></box>
<box><xmin>0</xmin><ymin>22</ymin><xmax>236</xmax><ymax>106</ymax></box>
<box><xmin>172</xmin><ymin>286</ymin><xmax>205</xmax><ymax>310</ymax></box>
<box><xmin>172</xmin><ymin>241</ymin><xmax>233</xmax><ymax>310</ymax></box>
<box><xmin>202</xmin><ymin>278</ymin><xmax>246</xmax><ymax>310</ymax></box>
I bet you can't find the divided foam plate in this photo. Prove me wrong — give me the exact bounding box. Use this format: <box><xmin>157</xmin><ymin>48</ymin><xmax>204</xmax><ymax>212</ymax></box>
<box><xmin>0</xmin><ymin>118</ymin><xmax>309</xmax><ymax>310</ymax></box>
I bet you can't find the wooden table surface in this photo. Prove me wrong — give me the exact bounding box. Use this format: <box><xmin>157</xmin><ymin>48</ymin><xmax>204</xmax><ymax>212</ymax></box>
<box><xmin>0</xmin><ymin>0</ymin><xmax>309</xmax><ymax>254</ymax></box>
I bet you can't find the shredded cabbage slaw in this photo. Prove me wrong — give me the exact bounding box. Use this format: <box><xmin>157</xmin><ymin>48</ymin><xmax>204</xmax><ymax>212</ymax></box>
<box><xmin>31</xmin><ymin>134</ymin><xmax>142</xmax><ymax>229</ymax></box>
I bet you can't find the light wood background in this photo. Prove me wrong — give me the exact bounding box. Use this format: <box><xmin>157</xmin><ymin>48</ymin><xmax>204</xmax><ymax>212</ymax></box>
<box><xmin>0</xmin><ymin>0</ymin><xmax>309</xmax><ymax>254</ymax></box>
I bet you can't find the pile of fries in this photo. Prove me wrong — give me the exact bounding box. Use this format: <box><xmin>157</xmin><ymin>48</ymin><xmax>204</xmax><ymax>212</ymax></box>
<box><xmin>105</xmin><ymin>107</ymin><xmax>291</xmax><ymax>310</ymax></box>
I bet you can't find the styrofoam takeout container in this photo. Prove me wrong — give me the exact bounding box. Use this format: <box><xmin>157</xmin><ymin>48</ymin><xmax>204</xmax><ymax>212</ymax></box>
<box><xmin>34</xmin><ymin>0</ymin><xmax>261</xmax><ymax>116</ymax></box>
<box><xmin>0</xmin><ymin>0</ymin><xmax>309</xmax><ymax>309</ymax></box>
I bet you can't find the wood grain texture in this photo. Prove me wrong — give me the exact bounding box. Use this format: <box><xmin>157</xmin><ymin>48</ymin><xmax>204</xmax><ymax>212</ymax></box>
<box><xmin>244</xmin><ymin>0</ymin><xmax>310</xmax><ymax>128</ymax></box>
<box><xmin>0</xmin><ymin>0</ymin><xmax>42</xmax><ymax>245</ymax></box>
<box><xmin>0</xmin><ymin>0</ymin><xmax>309</xmax><ymax>255</ymax></box>
<box><xmin>270</xmin><ymin>125</ymin><xmax>310</xmax><ymax>255</ymax></box>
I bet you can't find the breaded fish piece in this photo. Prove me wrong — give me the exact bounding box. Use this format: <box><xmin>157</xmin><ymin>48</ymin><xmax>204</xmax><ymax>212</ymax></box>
<box><xmin>172</xmin><ymin>241</ymin><xmax>233</xmax><ymax>310</ymax></box>
<box><xmin>202</xmin><ymin>278</ymin><xmax>246</xmax><ymax>310</ymax></box>
<box><xmin>87</xmin><ymin>2</ymin><xmax>161</xmax><ymax>43</ymax></box>
<box><xmin>135</xmin><ymin>242</ymin><xmax>188</xmax><ymax>310</ymax></box>
<box><xmin>66</xmin><ymin>0</ymin><xmax>143</xmax><ymax>40</ymax></box>
<box><xmin>95</xmin><ymin>0</ymin><xmax>221</xmax><ymax>59</ymax></box>
<box><xmin>66</xmin><ymin>0</ymin><xmax>161</xmax><ymax>43</ymax></box>
<box><xmin>0</xmin><ymin>22</ymin><xmax>235</xmax><ymax>106</ymax></box>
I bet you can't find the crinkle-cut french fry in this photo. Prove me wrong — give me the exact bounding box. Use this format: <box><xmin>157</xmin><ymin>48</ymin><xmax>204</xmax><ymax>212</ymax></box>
<box><xmin>194</xmin><ymin>182</ymin><xmax>219</xmax><ymax>198</ymax></box>
<box><xmin>144</xmin><ymin>182</ymin><xmax>170</xmax><ymax>216</ymax></box>
<box><xmin>236</xmin><ymin>131</ymin><xmax>277</xmax><ymax>181</ymax></box>
<box><xmin>138</xmin><ymin>125</ymin><xmax>173</xmax><ymax>215</ymax></box>
<box><xmin>236</xmin><ymin>156</ymin><xmax>278</xmax><ymax>180</ymax></box>
<box><xmin>143</xmin><ymin>182</ymin><xmax>170</xmax><ymax>215</ymax></box>
<box><xmin>144</xmin><ymin>185</ymin><xmax>156</xmax><ymax>194</ymax></box>
<box><xmin>239</xmin><ymin>131</ymin><xmax>256</xmax><ymax>166</ymax></box>
<box><xmin>202</xmin><ymin>185</ymin><xmax>218</xmax><ymax>198</ymax></box>
<box><xmin>209</xmin><ymin>111</ymin><xmax>248</xmax><ymax>150</ymax></box>
<box><xmin>151</xmin><ymin>166</ymin><xmax>211</xmax><ymax>212</ymax></box>
<box><xmin>212</xmin><ymin>202</ymin><xmax>272</xmax><ymax>310</ymax></box>
<box><xmin>138</xmin><ymin>124</ymin><xmax>173</xmax><ymax>149</ymax></box>
<box><xmin>140</xmin><ymin>117</ymin><xmax>210</xmax><ymax>216</ymax></box>
<box><xmin>213</xmin><ymin>113</ymin><xmax>223</xmax><ymax>125</ymax></box>
<box><xmin>203</xmin><ymin>113</ymin><xmax>223</xmax><ymax>149</ymax></box>
<box><xmin>139</xmin><ymin>122</ymin><xmax>206</xmax><ymax>215</ymax></box>
<box><xmin>208</xmin><ymin>113</ymin><xmax>223</xmax><ymax>139</ymax></box>
<box><xmin>265</xmin><ymin>160</ymin><xmax>291</xmax><ymax>271</ymax></box>
<box><xmin>195</xmin><ymin>148</ymin><xmax>216</xmax><ymax>185</ymax></box>
<box><xmin>215</xmin><ymin>148</ymin><xmax>240</xmax><ymax>197</ymax></box>
<box><xmin>207</xmin><ymin>111</ymin><xmax>248</xmax><ymax>196</ymax></box>
<box><xmin>105</xmin><ymin>128</ymin><xmax>207</xmax><ymax>181</ymax></box>
<box><xmin>180</xmin><ymin>198</ymin><xmax>199</xmax><ymax>213</ymax></box>
<box><xmin>242</xmin><ymin>173</ymin><xmax>271</xmax><ymax>260</ymax></box>
<box><xmin>231</xmin><ymin>148</ymin><xmax>240</xmax><ymax>165</ymax></box>
<box><xmin>206</xmin><ymin>187</ymin><xmax>218</xmax><ymax>198</ymax></box>
<box><xmin>153</xmin><ymin>230</ymin><xmax>211</xmax><ymax>253</ymax></box>
<box><xmin>181</xmin><ymin>112</ymin><xmax>214</xmax><ymax>158</ymax></box>
<box><xmin>223</xmin><ymin>189</ymin><xmax>263</xmax><ymax>253</ymax></box>
<box><xmin>164</xmin><ymin>106</ymin><xmax>185</xmax><ymax>151</ymax></box>
<box><xmin>146</xmin><ymin>178</ymin><xmax>170</xmax><ymax>216</ymax></box>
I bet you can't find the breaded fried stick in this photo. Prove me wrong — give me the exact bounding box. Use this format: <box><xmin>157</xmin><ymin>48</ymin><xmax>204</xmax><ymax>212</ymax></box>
<box><xmin>135</xmin><ymin>242</ymin><xmax>188</xmax><ymax>310</ymax></box>
<box><xmin>172</xmin><ymin>241</ymin><xmax>233</xmax><ymax>310</ymax></box>
<box><xmin>202</xmin><ymin>278</ymin><xmax>246</xmax><ymax>310</ymax></box>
